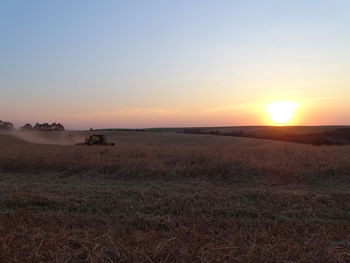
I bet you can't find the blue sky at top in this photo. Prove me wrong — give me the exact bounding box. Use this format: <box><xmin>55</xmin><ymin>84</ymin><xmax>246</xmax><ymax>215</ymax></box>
<box><xmin>1</xmin><ymin>0</ymin><xmax>350</xmax><ymax>128</ymax></box>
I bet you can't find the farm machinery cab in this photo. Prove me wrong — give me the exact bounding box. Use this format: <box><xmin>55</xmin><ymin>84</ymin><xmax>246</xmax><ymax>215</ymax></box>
<box><xmin>76</xmin><ymin>134</ymin><xmax>115</xmax><ymax>146</ymax></box>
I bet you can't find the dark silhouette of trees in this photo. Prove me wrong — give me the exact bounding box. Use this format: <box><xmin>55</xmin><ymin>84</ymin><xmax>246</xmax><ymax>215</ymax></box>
<box><xmin>20</xmin><ymin>122</ymin><xmax>65</xmax><ymax>131</ymax></box>
<box><xmin>21</xmin><ymin>123</ymin><xmax>33</xmax><ymax>131</ymax></box>
<box><xmin>33</xmin><ymin>122</ymin><xmax>65</xmax><ymax>131</ymax></box>
<box><xmin>1</xmin><ymin>120</ymin><xmax>65</xmax><ymax>131</ymax></box>
<box><xmin>0</xmin><ymin>120</ymin><xmax>14</xmax><ymax>130</ymax></box>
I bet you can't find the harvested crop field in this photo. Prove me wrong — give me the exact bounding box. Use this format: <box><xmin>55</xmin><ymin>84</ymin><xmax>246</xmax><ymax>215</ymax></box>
<box><xmin>0</xmin><ymin>131</ymin><xmax>349</xmax><ymax>262</ymax></box>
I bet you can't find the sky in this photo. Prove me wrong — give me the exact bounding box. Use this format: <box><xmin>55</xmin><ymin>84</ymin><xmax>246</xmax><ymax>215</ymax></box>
<box><xmin>1</xmin><ymin>0</ymin><xmax>350</xmax><ymax>129</ymax></box>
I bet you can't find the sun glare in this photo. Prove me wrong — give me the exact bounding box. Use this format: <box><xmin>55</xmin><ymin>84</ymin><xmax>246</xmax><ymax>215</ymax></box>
<box><xmin>266</xmin><ymin>101</ymin><xmax>298</xmax><ymax>125</ymax></box>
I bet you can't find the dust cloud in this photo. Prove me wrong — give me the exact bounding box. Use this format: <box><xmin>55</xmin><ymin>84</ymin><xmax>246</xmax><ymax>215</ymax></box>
<box><xmin>10</xmin><ymin>131</ymin><xmax>85</xmax><ymax>145</ymax></box>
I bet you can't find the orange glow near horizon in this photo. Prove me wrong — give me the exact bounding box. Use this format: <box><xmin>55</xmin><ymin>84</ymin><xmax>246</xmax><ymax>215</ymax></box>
<box><xmin>266</xmin><ymin>101</ymin><xmax>298</xmax><ymax>125</ymax></box>
<box><xmin>6</xmin><ymin>98</ymin><xmax>350</xmax><ymax>130</ymax></box>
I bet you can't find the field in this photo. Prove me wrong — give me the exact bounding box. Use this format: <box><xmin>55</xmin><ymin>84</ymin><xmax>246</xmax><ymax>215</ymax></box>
<box><xmin>100</xmin><ymin>125</ymin><xmax>349</xmax><ymax>136</ymax></box>
<box><xmin>0</xmin><ymin>131</ymin><xmax>350</xmax><ymax>262</ymax></box>
<box><xmin>198</xmin><ymin>125</ymin><xmax>349</xmax><ymax>135</ymax></box>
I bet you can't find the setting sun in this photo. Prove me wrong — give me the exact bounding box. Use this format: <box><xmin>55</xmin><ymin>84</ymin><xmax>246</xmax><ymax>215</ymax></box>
<box><xmin>266</xmin><ymin>101</ymin><xmax>298</xmax><ymax>125</ymax></box>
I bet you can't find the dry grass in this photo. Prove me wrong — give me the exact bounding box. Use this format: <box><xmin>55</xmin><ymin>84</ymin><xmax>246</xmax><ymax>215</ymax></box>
<box><xmin>0</xmin><ymin>132</ymin><xmax>349</xmax><ymax>262</ymax></box>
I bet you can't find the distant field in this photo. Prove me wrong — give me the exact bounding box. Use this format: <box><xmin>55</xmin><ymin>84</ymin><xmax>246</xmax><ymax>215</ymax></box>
<box><xmin>204</xmin><ymin>125</ymin><xmax>350</xmax><ymax>136</ymax></box>
<box><xmin>99</xmin><ymin>125</ymin><xmax>350</xmax><ymax>135</ymax></box>
<box><xmin>9</xmin><ymin>125</ymin><xmax>349</xmax><ymax>146</ymax></box>
<box><xmin>0</xmin><ymin>131</ymin><xmax>349</xmax><ymax>262</ymax></box>
<box><xmin>8</xmin><ymin>130</ymin><xmax>281</xmax><ymax>146</ymax></box>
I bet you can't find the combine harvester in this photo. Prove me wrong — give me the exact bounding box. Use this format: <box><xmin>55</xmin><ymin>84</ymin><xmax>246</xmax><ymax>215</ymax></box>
<box><xmin>76</xmin><ymin>134</ymin><xmax>115</xmax><ymax>146</ymax></box>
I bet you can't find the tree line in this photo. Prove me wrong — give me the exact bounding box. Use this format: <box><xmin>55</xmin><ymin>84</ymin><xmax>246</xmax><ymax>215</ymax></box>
<box><xmin>0</xmin><ymin>120</ymin><xmax>14</xmax><ymax>130</ymax></box>
<box><xmin>0</xmin><ymin>120</ymin><xmax>65</xmax><ymax>131</ymax></box>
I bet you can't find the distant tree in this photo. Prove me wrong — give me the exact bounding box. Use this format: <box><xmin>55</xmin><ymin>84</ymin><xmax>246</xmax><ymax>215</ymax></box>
<box><xmin>34</xmin><ymin>122</ymin><xmax>48</xmax><ymax>131</ymax></box>
<box><xmin>21</xmin><ymin>123</ymin><xmax>33</xmax><ymax>131</ymax></box>
<box><xmin>33</xmin><ymin>122</ymin><xmax>65</xmax><ymax>131</ymax></box>
<box><xmin>0</xmin><ymin>120</ymin><xmax>14</xmax><ymax>130</ymax></box>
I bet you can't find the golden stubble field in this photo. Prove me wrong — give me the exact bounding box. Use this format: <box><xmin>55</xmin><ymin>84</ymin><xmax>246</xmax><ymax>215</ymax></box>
<box><xmin>0</xmin><ymin>131</ymin><xmax>349</xmax><ymax>262</ymax></box>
